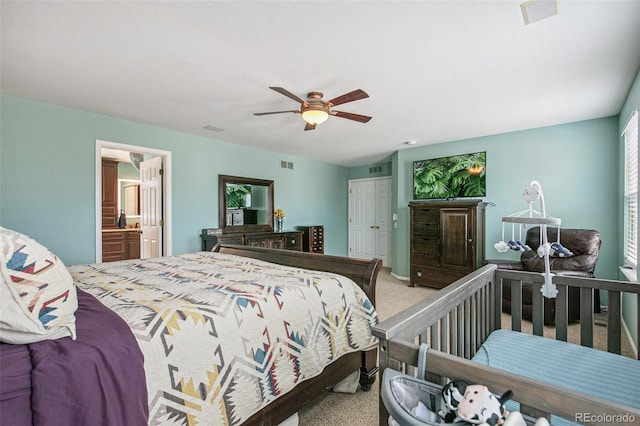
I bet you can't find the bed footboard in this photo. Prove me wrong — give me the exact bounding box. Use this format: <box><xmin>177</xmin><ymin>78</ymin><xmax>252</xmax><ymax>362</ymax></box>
<box><xmin>215</xmin><ymin>244</ymin><xmax>382</xmax><ymax>425</ymax></box>
<box><xmin>373</xmin><ymin>264</ymin><xmax>640</xmax><ymax>425</ymax></box>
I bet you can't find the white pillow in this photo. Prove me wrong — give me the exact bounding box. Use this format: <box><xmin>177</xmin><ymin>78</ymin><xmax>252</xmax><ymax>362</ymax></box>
<box><xmin>0</xmin><ymin>226</ymin><xmax>78</xmax><ymax>344</ymax></box>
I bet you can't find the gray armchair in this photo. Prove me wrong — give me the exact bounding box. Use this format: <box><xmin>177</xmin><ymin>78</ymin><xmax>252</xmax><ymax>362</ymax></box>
<box><xmin>486</xmin><ymin>227</ymin><xmax>601</xmax><ymax>325</ymax></box>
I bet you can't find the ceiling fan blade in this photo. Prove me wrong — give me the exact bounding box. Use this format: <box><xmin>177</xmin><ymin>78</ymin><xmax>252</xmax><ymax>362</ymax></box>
<box><xmin>328</xmin><ymin>89</ymin><xmax>369</xmax><ymax>106</ymax></box>
<box><xmin>332</xmin><ymin>110</ymin><xmax>372</xmax><ymax>123</ymax></box>
<box><xmin>304</xmin><ymin>123</ymin><xmax>316</xmax><ymax>131</ymax></box>
<box><xmin>269</xmin><ymin>87</ymin><xmax>308</xmax><ymax>105</ymax></box>
<box><xmin>253</xmin><ymin>110</ymin><xmax>298</xmax><ymax>116</ymax></box>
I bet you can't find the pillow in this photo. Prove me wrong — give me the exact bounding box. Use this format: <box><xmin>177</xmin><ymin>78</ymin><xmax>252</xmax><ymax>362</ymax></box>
<box><xmin>0</xmin><ymin>226</ymin><xmax>78</xmax><ymax>344</ymax></box>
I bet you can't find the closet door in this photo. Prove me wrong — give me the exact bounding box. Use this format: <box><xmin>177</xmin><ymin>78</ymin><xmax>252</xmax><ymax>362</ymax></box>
<box><xmin>348</xmin><ymin>177</ymin><xmax>391</xmax><ymax>265</ymax></box>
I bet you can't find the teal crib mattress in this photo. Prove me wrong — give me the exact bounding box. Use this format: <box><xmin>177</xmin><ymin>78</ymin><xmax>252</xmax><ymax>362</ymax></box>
<box><xmin>472</xmin><ymin>329</ymin><xmax>640</xmax><ymax>425</ymax></box>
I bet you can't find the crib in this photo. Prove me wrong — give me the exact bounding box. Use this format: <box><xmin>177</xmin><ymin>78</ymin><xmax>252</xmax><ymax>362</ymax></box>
<box><xmin>373</xmin><ymin>264</ymin><xmax>640</xmax><ymax>425</ymax></box>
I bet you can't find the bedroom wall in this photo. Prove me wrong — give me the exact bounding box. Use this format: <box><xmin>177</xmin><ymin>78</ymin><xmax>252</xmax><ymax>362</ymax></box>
<box><xmin>390</xmin><ymin>116</ymin><xmax>620</xmax><ymax>281</ymax></box>
<box><xmin>347</xmin><ymin>161</ymin><xmax>392</xmax><ymax>180</ymax></box>
<box><xmin>618</xmin><ymin>68</ymin><xmax>640</xmax><ymax>350</ymax></box>
<box><xmin>0</xmin><ymin>95</ymin><xmax>350</xmax><ymax>265</ymax></box>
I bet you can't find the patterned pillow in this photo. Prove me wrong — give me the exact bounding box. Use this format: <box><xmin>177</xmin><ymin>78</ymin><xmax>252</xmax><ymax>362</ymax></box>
<box><xmin>0</xmin><ymin>227</ymin><xmax>78</xmax><ymax>344</ymax></box>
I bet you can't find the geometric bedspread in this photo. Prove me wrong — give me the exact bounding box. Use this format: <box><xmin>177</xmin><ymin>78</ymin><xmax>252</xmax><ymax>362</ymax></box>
<box><xmin>69</xmin><ymin>252</ymin><xmax>378</xmax><ymax>425</ymax></box>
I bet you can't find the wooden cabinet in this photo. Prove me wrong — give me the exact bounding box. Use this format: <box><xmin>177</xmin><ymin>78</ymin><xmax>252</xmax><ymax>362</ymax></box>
<box><xmin>284</xmin><ymin>232</ymin><xmax>303</xmax><ymax>251</ymax></box>
<box><xmin>410</xmin><ymin>200</ymin><xmax>486</xmax><ymax>289</ymax></box>
<box><xmin>102</xmin><ymin>160</ymin><xmax>119</xmax><ymax>229</ymax></box>
<box><xmin>127</xmin><ymin>234</ymin><xmax>141</xmax><ymax>259</ymax></box>
<box><xmin>201</xmin><ymin>231</ymin><xmax>303</xmax><ymax>252</ymax></box>
<box><xmin>102</xmin><ymin>229</ymin><xmax>141</xmax><ymax>262</ymax></box>
<box><xmin>296</xmin><ymin>226</ymin><xmax>324</xmax><ymax>254</ymax></box>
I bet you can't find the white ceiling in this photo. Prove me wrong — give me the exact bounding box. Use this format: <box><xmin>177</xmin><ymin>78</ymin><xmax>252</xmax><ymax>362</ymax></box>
<box><xmin>2</xmin><ymin>1</ymin><xmax>640</xmax><ymax>167</ymax></box>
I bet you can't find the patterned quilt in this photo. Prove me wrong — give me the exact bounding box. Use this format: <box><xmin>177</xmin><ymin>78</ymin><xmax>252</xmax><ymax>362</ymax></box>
<box><xmin>69</xmin><ymin>252</ymin><xmax>378</xmax><ymax>425</ymax></box>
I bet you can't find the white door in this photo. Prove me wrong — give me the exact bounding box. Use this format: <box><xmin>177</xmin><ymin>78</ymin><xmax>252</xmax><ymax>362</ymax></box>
<box><xmin>374</xmin><ymin>178</ymin><xmax>392</xmax><ymax>266</ymax></box>
<box><xmin>348</xmin><ymin>177</ymin><xmax>391</xmax><ymax>265</ymax></box>
<box><xmin>349</xmin><ymin>180</ymin><xmax>376</xmax><ymax>259</ymax></box>
<box><xmin>140</xmin><ymin>156</ymin><xmax>163</xmax><ymax>258</ymax></box>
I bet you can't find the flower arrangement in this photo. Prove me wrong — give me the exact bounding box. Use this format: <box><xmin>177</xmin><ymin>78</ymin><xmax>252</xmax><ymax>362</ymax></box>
<box><xmin>274</xmin><ymin>208</ymin><xmax>286</xmax><ymax>219</ymax></box>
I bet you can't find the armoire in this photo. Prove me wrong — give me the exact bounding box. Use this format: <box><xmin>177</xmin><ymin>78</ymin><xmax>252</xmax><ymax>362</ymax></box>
<box><xmin>409</xmin><ymin>200</ymin><xmax>487</xmax><ymax>289</ymax></box>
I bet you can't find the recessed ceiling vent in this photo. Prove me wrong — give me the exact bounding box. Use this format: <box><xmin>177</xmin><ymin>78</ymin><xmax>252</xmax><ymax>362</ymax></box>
<box><xmin>520</xmin><ymin>0</ymin><xmax>560</xmax><ymax>25</ymax></box>
<box><xmin>203</xmin><ymin>125</ymin><xmax>225</xmax><ymax>132</ymax></box>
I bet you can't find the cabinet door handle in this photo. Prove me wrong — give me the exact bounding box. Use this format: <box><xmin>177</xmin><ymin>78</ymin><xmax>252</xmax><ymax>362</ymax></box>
<box><xmin>370</xmin><ymin>225</ymin><xmax>375</xmax><ymax>229</ymax></box>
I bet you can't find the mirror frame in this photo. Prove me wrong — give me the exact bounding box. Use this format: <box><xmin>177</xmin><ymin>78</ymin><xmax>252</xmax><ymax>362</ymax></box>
<box><xmin>219</xmin><ymin>175</ymin><xmax>274</xmax><ymax>234</ymax></box>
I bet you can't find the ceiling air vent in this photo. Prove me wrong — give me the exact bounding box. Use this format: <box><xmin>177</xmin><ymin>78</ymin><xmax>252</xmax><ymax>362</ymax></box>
<box><xmin>203</xmin><ymin>125</ymin><xmax>225</xmax><ymax>132</ymax></box>
<box><xmin>520</xmin><ymin>0</ymin><xmax>560</xmax><ymax>25</ymax></box>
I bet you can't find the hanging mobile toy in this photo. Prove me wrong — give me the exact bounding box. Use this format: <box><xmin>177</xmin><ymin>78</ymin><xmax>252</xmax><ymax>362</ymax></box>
<box><xmin>495</xmin><ymin>180</ymin><xmax>560</xmax><ymax>298</ymax></box>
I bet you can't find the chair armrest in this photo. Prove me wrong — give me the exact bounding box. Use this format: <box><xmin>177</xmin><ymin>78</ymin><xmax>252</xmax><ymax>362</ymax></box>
<box><xmin>483</xmin><ymin>259</ymin><xmax>524</xmax><ymax>271</ymax></box>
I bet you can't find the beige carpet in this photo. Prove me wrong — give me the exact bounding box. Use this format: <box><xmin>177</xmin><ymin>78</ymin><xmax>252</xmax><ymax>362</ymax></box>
<box><xmin>297</xmin><ymin>268</ymin><xmax>434</xmax><ymax>426</ymax></box>
<box><xmin>297</xmin><ymin>268</ymin><xmax>635</xmax><ymax>425</ymax></box>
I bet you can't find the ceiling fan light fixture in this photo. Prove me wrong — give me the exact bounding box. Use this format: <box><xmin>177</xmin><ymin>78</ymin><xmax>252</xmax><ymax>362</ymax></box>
<box><xmin>301</xmin><ymin>108</ymin><xmax>329</xmax><ymax>125</ymax></box>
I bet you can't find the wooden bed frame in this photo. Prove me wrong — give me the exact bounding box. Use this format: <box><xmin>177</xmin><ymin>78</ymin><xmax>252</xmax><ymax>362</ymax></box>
<box><xmin>214</xmin><ymin>244</ymin><xmax>382</xmax><ymax>425</ymax></box>
<box><xmin>373</xmin><ymin>264</ymin><xmax>640</xmax><ymax>425</ymax></box>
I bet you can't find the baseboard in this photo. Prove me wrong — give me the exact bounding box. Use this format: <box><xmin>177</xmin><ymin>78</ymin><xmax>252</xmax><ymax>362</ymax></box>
<box><xmin>390</xmin><ymin>271</ymin><xmax>409</xmax><ymax>281</ymax></box>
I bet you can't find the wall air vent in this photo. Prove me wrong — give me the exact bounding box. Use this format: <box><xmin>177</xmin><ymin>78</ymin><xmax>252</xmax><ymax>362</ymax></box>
<box><xmin>369</xmin><ymin>166</ymin><xmax>383</xmax><ymax>174</ymax></box>
<box><xmin>280</xmin><ymin>160</ymin><xmax>294</xmax><ymax>170</ymax></box>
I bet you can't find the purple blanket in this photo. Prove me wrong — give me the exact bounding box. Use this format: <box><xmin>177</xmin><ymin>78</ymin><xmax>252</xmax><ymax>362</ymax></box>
<box><xmin>0</xmin><ymin>289</ymin><xmax>148</xmax><ymax>426</ymax></box>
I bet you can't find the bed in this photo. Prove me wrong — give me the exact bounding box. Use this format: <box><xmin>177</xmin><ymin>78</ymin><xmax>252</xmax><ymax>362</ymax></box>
<box><xmin>0</xmin><ymin>228</ymin><xmax>382</xmax><ymax>426</ymax></box>
<box><xmin>373</xmin><ymin>264</ymin><xmax>640</xmax><ymax>425</ymax></box>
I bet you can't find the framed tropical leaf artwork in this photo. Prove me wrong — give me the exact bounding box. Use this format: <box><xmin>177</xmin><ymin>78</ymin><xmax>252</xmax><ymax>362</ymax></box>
<box><xmin>413</xmin><ymin>152</ymin><xmax>486</xmax><ymax>200</ymax></box>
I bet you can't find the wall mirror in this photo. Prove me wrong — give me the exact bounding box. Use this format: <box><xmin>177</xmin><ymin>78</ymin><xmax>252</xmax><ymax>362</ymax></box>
<box><xmin>118</xmin><ymin>179</ymin><xmax>140</xmax><ymax>217</ymax></box>
<box><xmin>219</xmin><ymin>175</ymin><xmax>274</xmax><ymax>233</ymax></box>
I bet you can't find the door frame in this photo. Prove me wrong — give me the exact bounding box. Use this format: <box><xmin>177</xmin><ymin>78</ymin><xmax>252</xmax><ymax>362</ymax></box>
<box><xmin>95</xmin><ymin>139</ymin><xmax>173</xmax><ymax>262</ymax></box>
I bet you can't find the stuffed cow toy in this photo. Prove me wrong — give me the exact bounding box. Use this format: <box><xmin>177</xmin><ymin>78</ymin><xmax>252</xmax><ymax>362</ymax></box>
<box><xmin>456</xmin><ymin>384</ymin><xmax>513</xmax><ymax>425</ymax></box>
<box><xmin>439</xmin><ymin>380</ymin><xmax>470</xmax><ymax>422</ymax></box>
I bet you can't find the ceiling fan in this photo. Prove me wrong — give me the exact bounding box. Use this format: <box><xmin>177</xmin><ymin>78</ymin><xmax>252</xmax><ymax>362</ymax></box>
<box><xmin>254</xmin><ymin>87</ymin><xmax>372</xmax><ymax>131</ymax></box>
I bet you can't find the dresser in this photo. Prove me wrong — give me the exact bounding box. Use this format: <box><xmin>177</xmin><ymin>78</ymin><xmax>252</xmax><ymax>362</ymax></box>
<box><xmin>296</xmin><ymin>226</ymin><xmax>324</xmax><ymax>254</ymax></box>
<box><xmin>409</xmin><ymin>200</ymin><xmax>486</xmax><ymax>289</ymax></box>
<box><xmin>201</xmin><ymin>230</ymin><xmax>303</xmax><ymax>252</ymax></box>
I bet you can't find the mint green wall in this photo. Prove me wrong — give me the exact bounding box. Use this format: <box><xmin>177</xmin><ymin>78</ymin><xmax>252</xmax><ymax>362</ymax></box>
<box><xmin>118</xmin><ymin>162</ymin><xmax>139</xmax><ymax>180</ymax></box>
<box><xmin>619</xmin><ymin>68</ymin><xmax>640</xmax><ymax>350</ymax></box>
<box><xmin>390</xmin><ymin>117</ymin><xmax>620</xmax><ymax>282</ymax></box>
<box><xmin>347</xmin><ymin>162</ymin><xmax>392</xmax><ymax>180</ymax></box>
<box><xmin>0</xmin><ymin>95</ymin><xmax>349</xmax><ymax>264</ymax></box>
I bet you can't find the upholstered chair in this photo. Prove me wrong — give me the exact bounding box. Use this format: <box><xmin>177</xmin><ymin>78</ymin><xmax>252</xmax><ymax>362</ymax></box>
<box><xmin>487</xmin><ymin>227</ymin><xmax>601</xmax><ymax>325</ymax></box>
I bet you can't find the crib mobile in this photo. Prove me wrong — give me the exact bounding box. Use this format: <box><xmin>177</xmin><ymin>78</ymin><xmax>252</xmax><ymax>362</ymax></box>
<box><xmin>494</xmin><ymin>180</ymin><xmax>567</xmax><ymax>299</ymax></box>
